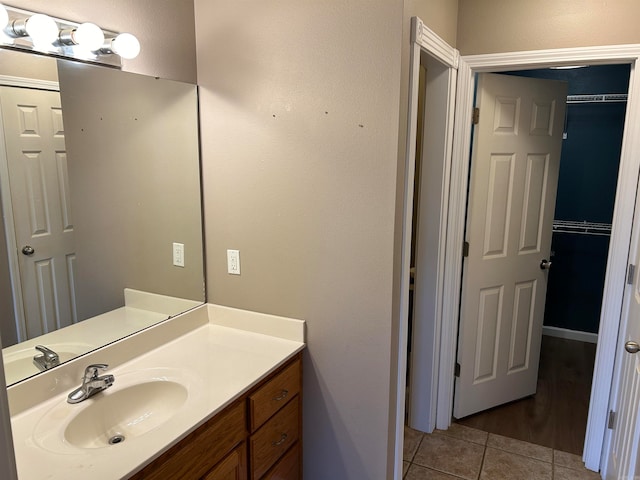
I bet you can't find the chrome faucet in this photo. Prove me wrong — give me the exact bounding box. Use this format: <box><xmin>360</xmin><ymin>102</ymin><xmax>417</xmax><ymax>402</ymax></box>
<box><xmin>67</xmin><ymin>364</ymin><xmax>115</xmax><ymax>404</ymax></box>
<box><xmin>33</xmin><ymin>345</ymin><xmax>60</xmax><ymax>371</ymax></box>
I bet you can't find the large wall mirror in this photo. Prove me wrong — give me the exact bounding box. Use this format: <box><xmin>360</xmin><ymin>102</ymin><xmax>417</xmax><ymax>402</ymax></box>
<box><xmin>0</xmin><ymin>48</ymin><xmax>205</xmax><ymax>386</ymax></box>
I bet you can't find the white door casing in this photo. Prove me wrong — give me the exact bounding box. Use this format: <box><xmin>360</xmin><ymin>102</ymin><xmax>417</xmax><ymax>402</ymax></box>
<box><xmin>604</xmin><ymin>196</ymin><xmax>640</xmax><ymax>479</ymax></box>
<box><xmin>454</xmin><ymin>73</ymin><xmax>567</xmax><ymax>418</ymax></box>
<box><xmin>0</xmin><ymin>86</ymin><xmax>77</xmax><ymax>340</ymax></box>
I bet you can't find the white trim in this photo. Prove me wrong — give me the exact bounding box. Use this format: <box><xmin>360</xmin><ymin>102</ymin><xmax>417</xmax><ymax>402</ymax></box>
<box><xmin>441</xmin><ymin>45</ymin><xmax>640</xmax><ymax>473</ymax></box>
<box><xmin>542</xmin><ymin>326</ymin><xmax>599</xmax><ymax>344</ymax></box>
<box><xmin>0</xmin><ymin>75</ymin><xmax>59</xmax><ymax>91</ymax></box>
<box><xmin>395</xmin><ymin>17</ymin><xmax>458</xmax><ymax>479</ymax></box>
<box><xmin>412</xmin><ymin>17</ymin><xmax>459</xmax><ymax>69</ymax></box>
<box><xmin>437</xmin><ymin>57</ymin><xmax>473</xmax><ymax>430</ymax></box>
<box><xmin>408</xmin><ymin>49</ymin><xmax>456</xmax><ymax>434</ymax></box>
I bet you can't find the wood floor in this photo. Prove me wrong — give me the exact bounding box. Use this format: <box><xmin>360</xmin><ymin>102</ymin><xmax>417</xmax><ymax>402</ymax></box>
<box><xmin>456</xmin><ymin>335</ymin><xmax>597</xmax><ymax>456</ymax></box>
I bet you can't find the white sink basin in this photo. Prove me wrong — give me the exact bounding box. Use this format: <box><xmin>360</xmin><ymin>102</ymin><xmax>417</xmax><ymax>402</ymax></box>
<box><xmin>3</xmin><ymin>343</ymin><xmax>93</xmax><ymax>385</ymax></box>
<box><xmin>64</xmin><ymin>380</ymin><xmax>187</xmax><ymax>448</ymax></box>
<box><xmin>33</xmin><ymin>368</ymin><xmax>197</xmax><ymax>453</ymax></box>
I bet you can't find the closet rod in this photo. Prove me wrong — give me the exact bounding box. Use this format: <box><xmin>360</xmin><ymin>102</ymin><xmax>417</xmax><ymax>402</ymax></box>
<box><xmin>553</xmin><ymin>220</ymin><xmax>612</xmax><ymax>236</ymax></box>
<box><xmin>566</xmin><ymin>93</ymin><xmax>627</xmax><ymax>104</ymax></box>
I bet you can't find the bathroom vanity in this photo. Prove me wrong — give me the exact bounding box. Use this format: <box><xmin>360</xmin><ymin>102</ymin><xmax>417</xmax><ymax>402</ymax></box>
<box><xmin>131</xmin><ymin>354</ymin><xmax>301</xmax><ymax>479</ymax></box>
<box><xmin>7</xmin><ymin>304</ymin><xmax>305</xmax><ymax>479</ymax></box>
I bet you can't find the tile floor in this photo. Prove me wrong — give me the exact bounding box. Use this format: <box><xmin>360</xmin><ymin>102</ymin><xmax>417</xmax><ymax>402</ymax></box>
<box><xmin>404</xmin><ymin>424</ymin><xmax>601</xmax><ymax>479</ymax></box>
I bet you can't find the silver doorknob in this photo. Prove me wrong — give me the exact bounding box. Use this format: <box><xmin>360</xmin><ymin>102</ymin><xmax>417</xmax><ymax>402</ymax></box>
<box><xmin>21</xmin><ymin>246</ymin><xmax>35</xmax><ymax>256</ymax></box>
<box><xmin>540</xmin><ymin>259</ymin><xmax>552</xmax><ymax>270</ymax></box>
<box><xmin>625</xmin><ymin>341</ymin><xmax>640</xmax><ymax>354</ymax></box>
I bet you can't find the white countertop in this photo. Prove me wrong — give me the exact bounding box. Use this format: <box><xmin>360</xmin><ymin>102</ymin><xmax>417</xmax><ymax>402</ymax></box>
<box><xmin>8</xmin><ymin>304</ymin><xmax>305</xmax><ymax>479</ymax></box>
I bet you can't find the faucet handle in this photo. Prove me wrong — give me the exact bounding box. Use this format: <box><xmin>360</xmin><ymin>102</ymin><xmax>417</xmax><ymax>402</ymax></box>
<box><xmin>84</xmin><ymin>364</ymin><xmax>109</xmax><ymax>380</ymax></box>
<box><xmin>35</xmin><ymin>345</ymin><xmax>59</xmax><ymax>362</ymax></box>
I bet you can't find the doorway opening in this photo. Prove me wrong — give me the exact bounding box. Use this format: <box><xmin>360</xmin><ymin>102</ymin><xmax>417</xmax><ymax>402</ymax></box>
<box><xmin>451</xmin><ymin>64</ymin><xmax>630</xmax><ymax>455</ymax></box>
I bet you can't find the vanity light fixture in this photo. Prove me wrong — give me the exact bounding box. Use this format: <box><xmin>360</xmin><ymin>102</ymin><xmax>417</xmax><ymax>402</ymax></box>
<box><xmin>16</xmin><ymin>13</ymin><xmax>58</xmax><ymax>47</ymax></box>
<box><xmin>59</xmin><ymin>22</ymin><xmax>105</xmax><ymax>52</ymax></box>
<box><xmin>0</xmin><ymin>4</ymin><xmax>8</xmax><ymax>31</ymax></box>
<box><xmin>102</xmin><ymin>33</ymin><xmax>141</xmax><ymax>60</ymax></box>
<box><xmin>0</xmin><ymin>4</ymin><xmax>140</xmax><ymax>67</ymax></box>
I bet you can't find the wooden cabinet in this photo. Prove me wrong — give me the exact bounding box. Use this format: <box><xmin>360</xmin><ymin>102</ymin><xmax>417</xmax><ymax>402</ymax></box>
<box><xmin>263</xmin><ymin>442</ymin><xmax>300</xmax><ymax>480</ymax></box>
<box><xmin>129</xmin><ymin>400</ymin><xmax>246</xmax><ymax>480</ymax></box>
<box><xmin>127</xmin><ymin>354</ymin><xmax>302</xmax><ymax>480</ymax></box>
<box><xmin>202</xmin><ymin>444</ymin><xmax>247</xmax><ymax>480</ymax></box>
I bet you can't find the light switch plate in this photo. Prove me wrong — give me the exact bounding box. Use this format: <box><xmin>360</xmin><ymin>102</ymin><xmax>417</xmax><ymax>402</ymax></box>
<box><xmin>227</xmin><ymin>249</ymin><xmax>240</xmax><ymax>275</ymax></box>
<box><xmin>173</xmin><ymin>242</ymin><xmax>184</xmax><ymax>267</ymax></box>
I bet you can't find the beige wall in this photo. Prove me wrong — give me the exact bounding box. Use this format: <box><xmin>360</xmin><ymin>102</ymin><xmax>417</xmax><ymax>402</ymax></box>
<box><xmin>195</xmin><ymin>1</ymin><xmax>403</xmax><ymax>478</ymax></box>
<box><xmin>458</xmin><ymin>0</ymin><xmax>640</xmax><ymax>55</ymax></box>
<box><xmin>7</xmin><ymin>0</ymin><xmax>197</xmax><ymax>82</ymax></box>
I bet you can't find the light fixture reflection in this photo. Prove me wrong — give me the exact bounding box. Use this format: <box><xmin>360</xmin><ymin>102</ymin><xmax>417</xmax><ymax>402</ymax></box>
<box><xmin>110</xmin><ymin>33</ymin><xmax>140</xmax><ymax>59</ymax></box>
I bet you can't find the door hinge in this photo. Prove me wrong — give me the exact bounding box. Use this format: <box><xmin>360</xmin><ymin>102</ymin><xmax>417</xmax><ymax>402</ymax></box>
<box><xmin>463</xmin><ymin>241</ymin><xmax>470</xmax><ymax>258</ymax></box>
<box><xmin>472</xmin><ymin>107</ymin><xmax>480</xmax><ymax>125</ymax></box>
<box><xmin>627</xmin><ymin>264</ymin><xmax>636</xmax><ymax>285</ymax></box>
<box><xmin>454</xmin><ymin>362</ymin><xmax>461</xmax><ymax>377</ymax></box>
<box><xmin>608</xmin><ymin>410</ymin><xmax>616</xmax><ymax>430</ymax></box>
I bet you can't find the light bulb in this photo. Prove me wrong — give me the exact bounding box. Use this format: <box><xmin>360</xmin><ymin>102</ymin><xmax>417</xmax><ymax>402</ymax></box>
<box><xmin>25</xmin><ymin>14</ymin><xmax>58</xmax><ymax>46</ymax></box>
<box><xmin>72</xmin><ymin>23</ymin><xmax>104</xmax><ymax>51</ymax></box>
<box><xmin>0</xmin><ymin>5</ymin><xmax>8</xmax><ymax>30</ymax></box>
<box><xmin>111</xmin><ymin>33</ymin><xmax>140</xmax><ymax>59</ymax></box>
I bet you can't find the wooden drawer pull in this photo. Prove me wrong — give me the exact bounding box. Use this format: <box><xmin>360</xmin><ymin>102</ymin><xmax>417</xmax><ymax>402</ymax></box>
<box><xmin>272</xmin><ymin>433</ymin><xmax>288</xmax><ymax>447</ymax></box>
<box><xmin>273</xmin><ymin>389</ymin><xmax>289</xmax><ymax>401</ymax></box>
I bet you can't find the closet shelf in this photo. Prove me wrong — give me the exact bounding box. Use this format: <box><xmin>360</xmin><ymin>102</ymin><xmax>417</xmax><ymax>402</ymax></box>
<box><xmin>566</xmin><ymin>93</ymin><xmax>627</xmax><ymax>104</ymax></box>
<box><xmin>553</xmin><ymin>220</ymin><xmax>612</xmax><ymax>236</ymax></box>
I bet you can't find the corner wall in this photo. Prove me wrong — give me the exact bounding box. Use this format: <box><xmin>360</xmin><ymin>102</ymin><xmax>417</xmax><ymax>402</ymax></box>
<box><xmin>195</xmin><ymin>1</ymin><xmax>403</xmax><ymax>478</ymax></box>
<box><xmin>457</xmin><ymin>0</ymin><xmax>640</xmax><ymax>55</ymax></box>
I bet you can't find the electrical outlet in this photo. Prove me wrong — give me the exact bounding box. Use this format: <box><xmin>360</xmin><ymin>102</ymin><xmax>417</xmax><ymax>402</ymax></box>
<box><xmin>173</xmin><ymin>242</ymin><xmax>184</xmax><ymax>267</ymax></box>
<box><xmin>227</xmin><ymin>249</ymin><xmax>240</xmax><ymax>275</ymax></box>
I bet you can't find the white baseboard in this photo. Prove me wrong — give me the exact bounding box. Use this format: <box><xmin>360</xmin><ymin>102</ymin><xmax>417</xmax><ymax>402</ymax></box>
<box><xmin>543</xmin><ymin>325</ymin><xmax>598</xmax><ymax>344</ymax></box>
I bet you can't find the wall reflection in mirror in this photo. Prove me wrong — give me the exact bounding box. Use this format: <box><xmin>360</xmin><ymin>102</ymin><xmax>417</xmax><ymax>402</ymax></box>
<box><xmin>0</xmin><ymin>48</ymin><xmax>204</xmax><ymax>386</ymax></box>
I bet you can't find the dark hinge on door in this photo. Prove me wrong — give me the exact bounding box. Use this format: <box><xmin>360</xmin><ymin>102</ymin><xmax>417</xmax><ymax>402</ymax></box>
<box><xmin>454</xmin><ymin>362</ymin><xmax>461</xmax><ymax>377</ymax></box>
<box><xmin>463</xmin><ymin>241</ymin><xmax>470</xmax><ymax>258</ymax></box>
<box><xmin>472</xmin><ymin>107</ymin><xmax>480</xmax><ymax>125</ymax></box>
<box><xmin>608</xmin><ymin>410</ymin><xmax>616</xmax><ymax>430</ymax></box>
<box><xmin>627</xmin><ymin>264</ymin><xmax>636</xmax><ymax>285</ymax></box>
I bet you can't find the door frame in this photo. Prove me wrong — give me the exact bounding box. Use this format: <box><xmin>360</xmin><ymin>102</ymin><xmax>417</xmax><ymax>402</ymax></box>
<box><xmin>0</xmin><ymin>75</ymin><xmax>59</xmax><ymax>343</ymax></box>
<box><xmin>439</xmin><ymin>46</ymin><xmax>640</xmax><ymax>472</ymax></box>
<box><xmin>394</xmin><ymin>17</ymin><xmax>458</xmax><ymax>479</ymax></box>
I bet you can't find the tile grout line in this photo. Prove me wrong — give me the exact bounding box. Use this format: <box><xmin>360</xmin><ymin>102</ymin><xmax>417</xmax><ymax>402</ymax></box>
<box><xmin>476</xmin><ymin>441</ymin><xmax>488</xmax><ymax>480</ymax></box>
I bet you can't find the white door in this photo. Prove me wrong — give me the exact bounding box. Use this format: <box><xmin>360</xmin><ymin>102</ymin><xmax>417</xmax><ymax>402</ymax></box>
<box><xmin>454</xmin><ymin>73</ymin><xmax>567</xmax><ymax>418</ymax></box>
<box><xmin>0</xmin><ymin>86</ymin><xmax>77</xmax><ymax>340</ymax></box>
<box><xmin>605</xmin><ymin>200</ymin><xmax>640</xmax><ymax>479</ymax></box>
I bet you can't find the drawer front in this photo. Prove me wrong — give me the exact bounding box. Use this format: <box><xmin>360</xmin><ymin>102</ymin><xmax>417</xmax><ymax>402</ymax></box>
<box><xmin>202</xmin><ymin>443</ymin><xmax>247</xmax><ymax>480</ymax></box>
<box><xmin>250</xmin><ymin>398</ymin><xmax>299</xmax><ymax>479</ymax></box>
<box><xmin>129</xmin><ymin>400</ymin><xmax>246</xmax><ymax>480</ymax></box>
<box><xmin>249</xmin><ymin>359</ymin><xmax>301</xmax><ymax>432</ymax></box>
<box><xmin>262</xmin><ymin>442</ymin><xmax>300</xmax><ymax>480</ymax></box>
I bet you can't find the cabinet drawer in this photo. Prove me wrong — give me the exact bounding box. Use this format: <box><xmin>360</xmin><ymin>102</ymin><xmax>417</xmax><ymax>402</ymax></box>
<box><xmin>202</xmin><ymin>443</ymin><xmax>247</xmax><ymax>480</ymax></box>
<box><xmin>262</xmin><ymin>442</ymin><xmax>300</xmax><ymax>480</ymax></box>
<box><xmin>129</xmin><ymin>400</ymin><xmax>246</xmax><ymax>480</ymax></box>
<box><xmin>250</xmin><ymin>398</ymin><xmax>299</xmax><ymax>480</ymax></box>
<box><xmin>249</xmin><ymin>359</ymin><xmax>301</xmax><ymax>432</ymax></box>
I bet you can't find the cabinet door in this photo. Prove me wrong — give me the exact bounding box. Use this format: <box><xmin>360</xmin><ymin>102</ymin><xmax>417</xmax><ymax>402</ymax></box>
<box><xmin>203</xmin><ymin>443</ymin><xmax>247</xmax><ymax>480</ymax></box>
<box><xmin>263</xmin><ymin>443</ymin><xmax>299</xmax><ymax>480</ymax></box>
